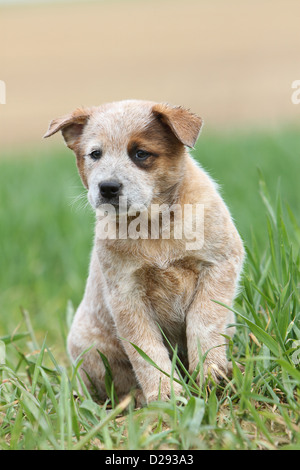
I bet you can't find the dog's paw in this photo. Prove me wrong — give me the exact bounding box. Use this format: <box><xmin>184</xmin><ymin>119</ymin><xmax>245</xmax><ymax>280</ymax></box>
<box><xmin>204</xmin><ymin>361</ymin><xmax>229</xmax><ymax>383</ymax></box>
<box><xmin>190</xmin><ymin>359</ymin><xmax>231</xmax><ymax>385</ymax></box>
<box><xmin>226</xmin><ymin>361</ymin><xmax>245</xmax><ymax>376</ymax></box>
<box><xmin>145</xmin><ymin>379</ymin><xmax>182</xmax><ymax>403</ymax></box>
<box><xmin>203</xmin><ymin>360</ymin><xmax>244</xmax><ymax>384</ymax></box>
<box><xmin>133</xmin><ymin>389</ymin><xmax>147</xmax><ymax>408</ymax></box>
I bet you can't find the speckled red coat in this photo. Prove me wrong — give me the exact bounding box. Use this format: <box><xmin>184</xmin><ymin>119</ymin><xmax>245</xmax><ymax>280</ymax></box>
<box><xmin>44</xmin><ymin>100</ymin><xmax>244</xmax><ymax>403</ymax></box>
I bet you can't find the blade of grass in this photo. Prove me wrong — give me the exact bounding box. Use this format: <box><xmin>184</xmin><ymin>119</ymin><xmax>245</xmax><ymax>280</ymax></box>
<box><xmin>31</xmin><ymin>337</ymin><xmax>47</xmax><ymax>395</ymax></box>
<box><xmin>213</xmin><ymin>301</ymin><xmax>280</xmax><ymax>356</ymax></box>
<box><xmin>73</xmin><ymin>395</ymin><xmax>131</xmax><ymax>450</ymax></box>
<box><xmin>128</xmin><ymin>341</ymin><xmax>182</xmax><ymax>387</ymax></box>
<box><xmin>20</xmin><ymin>308</ymin><xmax>39</xmax><ymax>350</ymax></box>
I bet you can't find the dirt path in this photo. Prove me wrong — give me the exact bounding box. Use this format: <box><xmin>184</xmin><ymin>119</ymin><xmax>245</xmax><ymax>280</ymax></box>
<box><xmin>1</xmin><ymin>0</ymin><xmax>299</xmax><ymax>151</ymax></box>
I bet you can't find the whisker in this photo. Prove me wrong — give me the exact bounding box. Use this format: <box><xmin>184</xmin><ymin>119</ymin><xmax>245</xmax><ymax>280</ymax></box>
<box><xmin>68</xmin><ymin>189</ymin><xmax>89</xmax><ymax>212</ymax></box>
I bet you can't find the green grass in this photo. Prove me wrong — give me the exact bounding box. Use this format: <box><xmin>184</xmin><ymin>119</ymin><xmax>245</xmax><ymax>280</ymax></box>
<box><xmin>0</xmin><ymin>128</ymin><xmax>300</xmax><ymax>449</ymax></box>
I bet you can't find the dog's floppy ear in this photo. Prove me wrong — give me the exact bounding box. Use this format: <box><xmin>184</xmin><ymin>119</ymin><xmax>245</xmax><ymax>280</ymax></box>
<box><xmin>43</xmin><ymin>107</ymin><xmax>91</xmax><ymax>150</ymax></box>
<box><xmin>152</xmin><ymin>103</ymin><xmax>203</xmax><ymax>148</ymax></box>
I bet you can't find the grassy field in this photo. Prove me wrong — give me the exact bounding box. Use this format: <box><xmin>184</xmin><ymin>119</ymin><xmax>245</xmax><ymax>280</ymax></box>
<box><xmin>0</xmin><ymin>127</ymin><xmax>300</xmax><ymax>449</ymax></box>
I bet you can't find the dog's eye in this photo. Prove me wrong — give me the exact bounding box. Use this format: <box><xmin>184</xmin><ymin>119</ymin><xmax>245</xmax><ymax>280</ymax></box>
<box><xmin>90</xmin><ymin>150</ymin><xmax>102</xmax><ymax>160</ymax></box>
<box><xmin>135</xmin><ymin>150</ymin><xmax>151</xmax><ymax>160</ymax></box>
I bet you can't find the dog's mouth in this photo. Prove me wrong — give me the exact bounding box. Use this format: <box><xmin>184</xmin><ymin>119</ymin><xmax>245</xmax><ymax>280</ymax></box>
<box><xmin>94</xmin><ymin>196</ymin><xmax>151</xmax><ymax>216</ymax></box>
<box><xmin>99</xmin><ymin>197</ymin><xmax>121</xmax><ymax>209</ymax></box>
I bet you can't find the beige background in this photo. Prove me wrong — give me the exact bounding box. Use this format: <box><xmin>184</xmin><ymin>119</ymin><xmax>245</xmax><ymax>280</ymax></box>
<box><xmin>1</xmin><ymin>0</ymin><xmax>299</xmax><ymax>151</ymax></box>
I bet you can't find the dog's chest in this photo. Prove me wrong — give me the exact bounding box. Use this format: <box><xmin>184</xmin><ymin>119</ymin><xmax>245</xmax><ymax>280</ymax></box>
<box><xmin>136</xmin><ymin>258</ymin><xmax>199</xmax><ymax>325</ymax></box>
<box><xmin>99</xmin><ymin>241</ymin><xmax>200</xmax><ymax>337</ymax></box>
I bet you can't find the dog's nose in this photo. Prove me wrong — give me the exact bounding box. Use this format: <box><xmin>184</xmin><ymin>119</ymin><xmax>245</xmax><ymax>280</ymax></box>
<box><xmin>99</xmin><ymin>181</ymin><xmax>122</xmax><ymax>200</ymax></box>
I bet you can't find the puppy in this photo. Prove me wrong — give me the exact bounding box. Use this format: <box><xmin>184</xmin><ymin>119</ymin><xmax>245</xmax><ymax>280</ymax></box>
<box><xmin>44</xmin><ymin>100</ymin><xmax>244</xmax><ymax>403</ymax></box>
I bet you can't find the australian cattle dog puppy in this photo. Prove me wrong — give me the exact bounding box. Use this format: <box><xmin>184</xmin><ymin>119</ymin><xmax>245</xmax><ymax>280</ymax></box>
<box><xmin>44</xmin><ymin>100</ymin><xmax>244</xmax><ymax>403</ymax></box>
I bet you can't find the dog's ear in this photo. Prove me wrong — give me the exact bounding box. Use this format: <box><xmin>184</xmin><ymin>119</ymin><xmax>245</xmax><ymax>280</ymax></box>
<box><xmin>43</xmin><ymin>107</ymin><xmax>91</xmax><ymax>150</ymax></box>
<box><xmin>152</xmin><ymin>103</ymin><xmax>203</xmax><ymax>148</ymax></box>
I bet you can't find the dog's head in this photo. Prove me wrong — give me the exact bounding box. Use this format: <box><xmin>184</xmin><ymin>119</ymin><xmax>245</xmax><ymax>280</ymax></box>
<box><xmin>44</xmin><ymin>100</ymin><xmax>203</xmax><ymax>212</ymax></box>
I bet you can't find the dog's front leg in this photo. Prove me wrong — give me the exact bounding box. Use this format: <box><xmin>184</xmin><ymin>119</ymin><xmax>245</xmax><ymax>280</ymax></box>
<box><xmin>110</xmin><ymin>295</ymin><xmax>181</xmax><ymax>403</ymax></box>
<box><xmin>186</xmin><ymin>259</ymin><xmax>241</xmax><ymax>383</ymax></box>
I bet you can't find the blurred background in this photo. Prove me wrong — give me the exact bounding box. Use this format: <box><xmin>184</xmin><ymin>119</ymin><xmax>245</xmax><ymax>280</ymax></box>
<box><xmin>0</xmin><ymin>0</ymin><xmax>299</xmax><ymax>350</ymax></box>
<box><xmin>1</xmin><ymin>0</ymin><xmax>300</xmax><ymax>147</ymax></box>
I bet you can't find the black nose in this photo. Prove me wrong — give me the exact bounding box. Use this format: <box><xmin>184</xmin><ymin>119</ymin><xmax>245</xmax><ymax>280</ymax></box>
<box><xmin>99</xmin><ymin>181</ymin><xmax>122</xmax><ymax>200</ymax></box>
